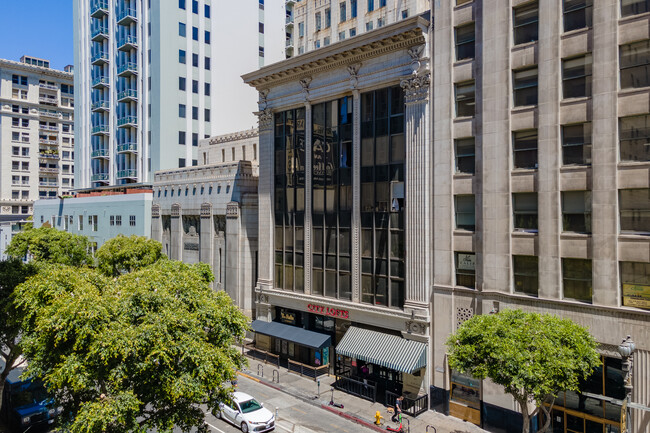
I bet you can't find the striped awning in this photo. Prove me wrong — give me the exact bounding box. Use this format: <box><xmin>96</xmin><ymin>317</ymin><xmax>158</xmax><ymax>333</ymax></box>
<box><xmin>335</xmin><ymin>326</ymin><xmax>427</xmax><ymax>374</ymax></box>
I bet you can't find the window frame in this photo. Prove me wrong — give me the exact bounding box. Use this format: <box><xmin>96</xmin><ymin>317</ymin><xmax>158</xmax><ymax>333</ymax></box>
<box><xmin>455</xmin><ymin>23</ymin><xmax>476</xmax><ymax>61</ymax></box>
<box><xmin>562</xmin><ymin>54</ymin><xmax>593</xmax><ymax>99</ymax></box>
<box><xmin>513</xmin><ymin>192</ymin><xmax>538</xmax><ymax>232</ymax></box>
<box><xmin>513</xmin><ymin>1</ymin><xmax>539</xmax><ymax>45</ymax></box>
<box><xmin>513</xmin><ymin>67</ymin><xmax>539</xmax><ymax>107</ymax></box>
<box><xmin>454</xmin><ymin>81</ymin><xmax>476</xmax><ymax>117</ymax></box>
<box><xmin>619</xmin><ymin>40</ymin><xmax>650</xmax><ymax>90</ymax></box>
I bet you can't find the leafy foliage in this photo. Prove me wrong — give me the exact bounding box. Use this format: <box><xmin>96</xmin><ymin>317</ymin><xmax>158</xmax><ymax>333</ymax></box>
<box><xmin>6</xmin><ymin>226</ymin><xmax>93</xmax><ymax>266</ymax></box>
<box><xmin>16</xmin><ymin>260</ymin><xmax>248</xmax><ymax>433</ymax></box>
<box><xmin>96</xmin><ymin>235</ymin><xmax>165</xmax><ymax>277</ymax></box>
<box><xmin>0</xmin><ymin>259</ymin><xmax>37</xmax><ymax>410</ymax></box>
<box><xmin>446</xmin><ymin>309</ymin><xmax>600</xmax><ymax>433</ymax></box>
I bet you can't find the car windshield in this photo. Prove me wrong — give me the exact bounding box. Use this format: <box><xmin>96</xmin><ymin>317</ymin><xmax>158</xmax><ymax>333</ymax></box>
<box><xmin>239</xmin><ymin>398</ymin><xmax>262</xmax><ymax>414</ymax></box>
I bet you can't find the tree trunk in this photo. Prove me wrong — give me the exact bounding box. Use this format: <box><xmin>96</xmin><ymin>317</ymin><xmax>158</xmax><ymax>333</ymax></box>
<box><xmin>519</xmin><ymin>399</ymin><xmax>530</xmax><ymax>433</ymax></box>
<box><xmin>0</xmin><ymin>347</ymin><xmax>22</xmax><ymax>413</ymax></box>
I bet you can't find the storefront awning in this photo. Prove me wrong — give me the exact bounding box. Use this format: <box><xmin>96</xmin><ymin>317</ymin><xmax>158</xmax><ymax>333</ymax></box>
<box><xmin>336</xmin><ymin>326</ymin><xmax>427</xmax><ymax>374</ymax></box>
<box><xmin>250</xmin><ymin>320</ymin><xmax>331</xmax><ymax>349</ymax></box>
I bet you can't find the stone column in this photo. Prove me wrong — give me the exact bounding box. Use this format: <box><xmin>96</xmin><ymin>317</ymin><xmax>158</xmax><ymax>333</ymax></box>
<box><xmin>302</xmin><ymin>78</ymin><xmax>313</xmax><ymax>295</ymax></box>
<box><xmin>256</xmin><ymin>108</ymin><xmax>274</xmax><ymax>292</ymax></box>
<box><xmin>401</xmin><ymin>58</ymin><xmax>431</xmax><ymax>308</ymax></box>
<box><xmin>226</xmin><ymin>201</ymin><xmax>242</xmax><ymax>308</ymax></box>
<box><xmin>349</xmin><ymin>64</ymin><xmax>362</xmax><ymax>302</ymax></box>
<box><xmin>537</xmin><ymin>0</ymin><xmax>562</xmax><ymax>299</ymax></box>
<box><xmin>199</xmin><ymin>203</ymin><xmax>213</xmax><ymax>266</ymax></box>
<box><xmin>170</xmin><ymin>203</ymin><xmax>182</xmax><ymax>261</ymax></box>
<box><xmin>151</xmin><ymin>204</ymin><xmax>162</xmax><ymax>243</ymax></box>
<box><xmin>591</xmin><ymin>0</ymin><xmax>619</xmax><ymax>306</ymax></box>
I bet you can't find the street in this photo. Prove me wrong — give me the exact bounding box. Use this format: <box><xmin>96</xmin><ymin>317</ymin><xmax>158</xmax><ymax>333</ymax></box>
<box><xmin>180</xmin><ymin>375</ymin><xmax>376</xmax><ymax>433</ymax></box>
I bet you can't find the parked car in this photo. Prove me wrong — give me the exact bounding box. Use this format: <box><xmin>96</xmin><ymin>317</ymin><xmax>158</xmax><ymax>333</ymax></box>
<box><xmin>213</xmin><ymin>391</ymin><xmax>275</xmax><ymax>433</ymax></box>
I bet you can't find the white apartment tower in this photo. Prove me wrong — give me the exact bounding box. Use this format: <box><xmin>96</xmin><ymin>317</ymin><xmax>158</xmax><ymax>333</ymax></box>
<box><xmin>0</xmin><ymin>56</ymin><xmax>75</xmax><ymax>221</ymax></box>
<box><xmin>284</xmin><ymin>0</ymin><xmax>429</xmax><ymax>58</ymax></box>
<box><xmin>74</xmin><ymin>0</ymin><xmax>284</xmax><ymax>188</ymax></box>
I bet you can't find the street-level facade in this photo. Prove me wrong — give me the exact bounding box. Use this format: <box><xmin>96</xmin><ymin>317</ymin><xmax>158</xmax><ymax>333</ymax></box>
<box><xmin>244</xmin><ymin>14</ymin><xmax>432</xmax><ymax>411</ymax></box>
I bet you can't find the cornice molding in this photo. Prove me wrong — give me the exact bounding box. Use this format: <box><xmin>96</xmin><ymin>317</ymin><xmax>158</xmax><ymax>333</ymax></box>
<box><xmin>0</xmin><ymin>59</ymin><xmax>73</xmax><ymax>80</ymax></box>
<box><xmin>207</xmin><ymin>128</ymin><xmax>259</xmax><ymax>145</ymax></box>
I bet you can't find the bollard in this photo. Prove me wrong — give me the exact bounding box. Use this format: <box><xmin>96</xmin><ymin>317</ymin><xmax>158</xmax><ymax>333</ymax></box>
<box><xmin>275</xmin><ymin>407</ymin><xmax>279</xmax><ymax>420</ymax></box>
<box><xmin>317</xmin><ymin>379</ymin><xmax>321</xmax><ymax>397</ymax></box>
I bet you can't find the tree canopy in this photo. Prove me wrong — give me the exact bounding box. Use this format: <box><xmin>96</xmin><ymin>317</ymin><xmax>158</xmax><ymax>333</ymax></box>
<box><xmin>16</xmin><ymin>260</ymin><xmax>248</xmax><ymax>433</ymax></box>
<box><xmin>0</xmin><ymin>259</ymin><xmax>37</xmax><ymax>411</ymax></box>
<box><xmin>95</xmin><ymin>235</ymin><xmax>165</xmax><ymax>277</ymax></box>
<box><xmin>5</xmin><ymin>226</ymin><xmax>93</xmax><ymax>266</ymax></box>
<box><xmin>446</xmin><ymin>309</ymin><xmax>600</xmax><ymax>433</ymax></box>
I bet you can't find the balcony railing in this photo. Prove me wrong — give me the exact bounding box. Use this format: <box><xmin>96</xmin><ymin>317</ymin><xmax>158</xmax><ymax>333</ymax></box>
<box><xmin>118</xmin><ymin>35</ymin><xmax>138</xmax><ymax>51</ymax></box>
<box><xmin>39</xmin><ymin>138</ymin><xmax>58</xmax><ymax>145</ymax></box>
<box><xmin>117</xmin><ymin>142</ymin><xmax>137</xmax><ymax>153</ymax></box>
<box><xmin>39</xmin><ymin>167</ymin><xmax>59</xmax><ymax>174</ymax></box>
<box><xmin>91</xmin><ymin>101</ymin><xmax>110</xmax><ymax>111</ymax></box>
<box><xmin>38</xmin><ymin>96</ymin><xmax>58</xmax><ymax>105</ymax></box>
<box><xmin>39</xmin><ymin>110</ymin><xmax>61</xmax><ymax>119</ymax></box>
<box><xmin>92</xmin><ymin>76</ymin><xmax>109</xmax><ymax>88</ymax></box>
<box><xmin>91</xmin><ymin>149</ymin><xmax>109</xmax><ymax>158</ymax></box>
<box><xmin>117</xmin><ymin>62</ymin><xmax>137</xmax><ymax>76</ymax></box>
<box><xmin>39</xmin><ymin>83</ymin><xmax>58</xmax><ymax>91</ymax></box>
<box><xmin>90</xmin><ymin>0</ymin><xmax>108</xmax><ymax>18</ymax></box>
<box><xmin>117</xmin><ymin>8</ymin><xmax>137</xmax><ymax>25</ymax></box>
<box><xmin>39</xmin><ymin>182</ymin><xmax>58</xmax><ymax>187</ymax></box>
<box><xmin>91</xmin><ymin>173</ymin><xmax>109</xmax><ymax>182</ymax></box>
<box><xmin>91</xmin><ymin>51</ymin><xmax>109</xmax><ymax>65</ymax></box>
<box><xmin>39</xmin><ymin>125</ymin><xmax>58</xmax><ymax>132</ymax></box>
<box><xmin>117</xmin><ymin>169</ymin><xmax>137</xmax><ymax>178</ymax></box>
<box><xmin>117</xmin><ymin>89</ymin><xmax>138</xmax><ymax>101</ymax></box>
<box><xmin>39</xmin><ymin>153</ymin><xmax>60</xmax><ymax>160</ymax></box>
<box><xmin>285</xmin><ymin>38</ymin><xmax>293</xmax><ymax>48</ymax></box>
<box><xmin>91</xmin><ymin>26</ymin><xmax>109</xmax><ymax>41</ymax></box>
<box><xmin>91</xmin><ymin>125</ymin><xmax>109</xmax><ymax>134</ymax></box>
<box><xmin>117</xmin><ymin>116</ymin><xmax>138</xmax><ymax>127</ymax></box>
<box><xmin>286</xmin><ymin>15</ymin><xmax>294</xmax><ymax>24</ymax></box>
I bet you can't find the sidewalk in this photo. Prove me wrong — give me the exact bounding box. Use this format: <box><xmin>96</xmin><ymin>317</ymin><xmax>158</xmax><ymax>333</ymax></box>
<box><xmin>238</xmin><ymin>356</ymin><xmax>487</xmax><ymax>433</ymax></box>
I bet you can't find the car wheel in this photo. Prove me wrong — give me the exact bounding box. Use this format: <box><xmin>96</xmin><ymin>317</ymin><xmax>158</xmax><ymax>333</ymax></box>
<box><xmin>214</xmin><ymin>408</ymin><xmax>222</xmax><ymax>419</ymax></box>
<box><xmin>241</xmin><ymin>421</ymin><xmax>249</xmax><ymax>433</ymax></box>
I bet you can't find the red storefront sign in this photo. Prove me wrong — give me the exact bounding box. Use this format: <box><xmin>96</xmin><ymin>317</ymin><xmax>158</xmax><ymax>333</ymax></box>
<box><xmin>307</xmin><ymin>303</ymin><xmax>349</xmax><ymax>319</ymax></box>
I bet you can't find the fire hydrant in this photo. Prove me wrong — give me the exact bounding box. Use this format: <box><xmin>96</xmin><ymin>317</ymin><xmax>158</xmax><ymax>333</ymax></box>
<box><xmin>375</xmin><ymin>411</ymin><xmax>384</xmax><ymax>425</ymax></box>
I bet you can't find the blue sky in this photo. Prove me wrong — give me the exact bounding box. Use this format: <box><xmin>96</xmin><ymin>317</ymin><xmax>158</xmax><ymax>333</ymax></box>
<box><xmin>0</xmin><ymin>0</ymin><xmax>73</xmax><ymax>70</ymax></box>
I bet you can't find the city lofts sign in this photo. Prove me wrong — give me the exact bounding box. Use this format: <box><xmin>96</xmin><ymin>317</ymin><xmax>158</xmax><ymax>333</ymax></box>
<box><xmin>307</xmin><ymin>303</ymin><xmax>349</xmax><ymax>319</ymax></box>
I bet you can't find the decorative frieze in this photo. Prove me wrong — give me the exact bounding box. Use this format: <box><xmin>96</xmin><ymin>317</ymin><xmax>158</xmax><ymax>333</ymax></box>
<box><xmin>151</xmin><ymin>204</ymin><xmax>160</xmax><ymax>218</ymax></box>
<box><xmin>171</xmin><ymin>203</ymin><xmax>181</xmax><ymax>218</ymax></box>
<box><xmin>257</xmin><ymin>108</ymin><xmax>273</xmax><ymax>132</ymax></box>
<box><xmin>299</xmin><ymin>77</ymin><xmax>312</xmax><ymax>102</ymax></box>
<box><xmin>200</xmin><ymin>203</ymin><xmax>212</xmax><ymax>218</ymax></box>
<box><xmin>226</xmin><ymin>202</ymin><xmax>240</xmax><ymax>219</ymax></box>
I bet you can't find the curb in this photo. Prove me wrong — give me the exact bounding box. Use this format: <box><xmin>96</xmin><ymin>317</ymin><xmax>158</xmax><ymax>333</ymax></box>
<box><xmin>237</xmin><ymin>370</ymin><xmax>386</xmax><ymax>432</ymax></box>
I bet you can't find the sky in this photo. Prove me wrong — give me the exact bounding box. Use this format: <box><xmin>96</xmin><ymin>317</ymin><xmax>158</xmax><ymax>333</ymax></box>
<box><xmin>0</xmin><ymin>0</ymin><xmax>73</xmax><ymax>70</ymax></box>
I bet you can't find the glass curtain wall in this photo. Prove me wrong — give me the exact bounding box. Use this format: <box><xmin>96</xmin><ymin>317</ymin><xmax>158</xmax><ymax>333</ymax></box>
<box><xmin>312</xmin><ymin>97</ymin><xmax>353</xmax><ymax>300</ymax></box>
<box><xmin>360</xmin><ymin>86</ymin><xmax>405</xmax><ymax>309</ymax></box>
<box><xmin>274</xmin><ymin>108</ymin><xmax>306</xmax><ymax>292</ymax></box>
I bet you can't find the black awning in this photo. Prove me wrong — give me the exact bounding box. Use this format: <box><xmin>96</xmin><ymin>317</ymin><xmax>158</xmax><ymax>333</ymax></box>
<box><xmin>250</xmin><ymin>320</ymin><xmax>331</xmax><ymax>349</ymax></box>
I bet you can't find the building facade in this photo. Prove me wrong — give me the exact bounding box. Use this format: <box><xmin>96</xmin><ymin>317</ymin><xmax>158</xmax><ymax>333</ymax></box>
<box><xmin>0</xmin><ymin>57</ymin><xmax>75</xmax><ymax>221</ymax></box>
<box><xmin>284</xmin><ymin>0</ymin><xmax>429</xmax><ymax>58</ymax></box>
<box><xmin>151</xmin><ymin>129</ymin><xmax>259</xmax><ymax>316</ymax></box>
<box><xmin>73</xmin><ymin>0</ymin><xmax>284</xmax><ymax>189</ymax></box>
<box><xmin>246</xmin><ymin>2</ymin><xmax>650</xmax><ymax>432</ymax></box>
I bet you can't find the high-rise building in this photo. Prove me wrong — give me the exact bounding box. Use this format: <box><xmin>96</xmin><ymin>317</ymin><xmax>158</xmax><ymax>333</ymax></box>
<box><xmin>0</xmin><ymin>56</ymin><xmax>75</xmax><ymax>221</ymax></box>
<box><xmin>284</xmin><ymin>0</ymin><xmax>429</xmax><ymax>58</ymax></box>
<box><xmin>73</xmin><ymin>0</ymin><xmax>284</xmax><ymax>189</ymax></box>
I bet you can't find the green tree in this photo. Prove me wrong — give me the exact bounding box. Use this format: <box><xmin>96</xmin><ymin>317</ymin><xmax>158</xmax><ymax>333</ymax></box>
<box><xmin>96</xmin><ymin>235</ymin><xmax>165</xmax><ymax>277</ymax></box>
<box><xmin>446</xmin><ymin>309</ymin><xmax>600</xmax><ymax>433</ymax></box>
<box><xmin>6</xmin><ymin>226</ymin><xmax>92</xmax><ymax>266</ymax></box>
<box><xmin>0</xmin><ymin>259</ymin><xmax>37</xmax><ymax>411</ymax></box>
<box><xmin>16</xmin><ymin>260</ymin><xmax>247</xmax><ymax>433</ymax></box>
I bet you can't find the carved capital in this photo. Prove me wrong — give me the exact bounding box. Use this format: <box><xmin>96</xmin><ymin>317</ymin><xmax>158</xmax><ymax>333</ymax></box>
<box><xmin>299</xmin><ymin>76</ymin><xmax>312</xmax><ymax>102</ymax></box>
<box><xmin>259</xmin><ymin>89</ymin><xmax>270</xmax><ymax>110</ymax></box>
<box><xmin>400</xmin><ymin>72</ymin><xmax>431</xmax><ymax>104</ymax></box>
<box><xmin>257</xmin><ymin>108</ymin><xmax>274</xmax><ymax>131</ymax></box>
<box><xmin>226</xmin><ymin>201</ymin><xmax>240</xmax><ymax>219</ymax></box>
<box><xmin>200</xmin><ymin>202</ymin><xmax>212</xmax><ymax>218</ymax></box>
<box><xmin>151</xmin><ymin>204</ymin><xmax>160</xmax><ymax>218</ymax></box>
<box><xmin>171</xmin><ymin>203</ymin><xmax>181</xmax><ymax>218</ymax></box>
<box><xmin>347</xmin><ymin>63</ymin><xmax>361</xmax><ymax>89</ymax></box>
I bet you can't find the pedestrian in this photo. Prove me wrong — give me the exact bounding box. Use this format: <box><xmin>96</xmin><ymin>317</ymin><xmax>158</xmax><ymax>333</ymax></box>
<box><xmin>391</xmin><ymin>396</ymin><xmax>403</xmax><ymax>423</ymax></box>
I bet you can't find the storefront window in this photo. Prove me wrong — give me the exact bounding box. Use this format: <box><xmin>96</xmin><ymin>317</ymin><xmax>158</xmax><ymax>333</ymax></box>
<box><xmin>312</xmin><ymin>97</ymin><xmax>353</xmax><ymax>300</ymax></box>
<box><xmin>360</xmin><ymin>86</ymin><xmax>405</xmax><ymax>308</ymax></box>
<box><xmin>274</xmin><ymin>108</ymin><xmax>306</xmax><ymax>292</ymax></box>
<box><xmin>450</xmin><ymin>370</ymin><xmax>480</xmax><ymax>410</ymax></box>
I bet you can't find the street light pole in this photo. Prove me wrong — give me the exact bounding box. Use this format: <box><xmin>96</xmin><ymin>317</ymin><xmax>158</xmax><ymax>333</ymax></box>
<box><xmin>617</xmin><ymin>335</ymin><xmax>636</xmax><ymax>433</ymax></box>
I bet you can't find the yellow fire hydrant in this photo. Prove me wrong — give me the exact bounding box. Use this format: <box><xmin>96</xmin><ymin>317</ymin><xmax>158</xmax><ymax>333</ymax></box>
<box><xmin>374</xmin><ymin>411</ymin><xmax>384</xmax><ymax>425</ymax></box>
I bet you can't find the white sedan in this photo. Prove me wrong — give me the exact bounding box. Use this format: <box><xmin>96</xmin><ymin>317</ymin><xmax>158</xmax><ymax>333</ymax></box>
<box><xmin>214</xmin><ymin>391</ymin><xmax>275</xmax><ymax>433</ymax></box>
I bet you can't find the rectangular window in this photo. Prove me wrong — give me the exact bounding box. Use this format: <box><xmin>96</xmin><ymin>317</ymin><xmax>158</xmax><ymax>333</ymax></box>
<box><xmin>350</xmin><ymin>28</ymin><xmax>356</xmax><ymax>37</ymax></box>
<box><xmin>179</xmin><ymin>77</ymin><xmax>186</xmax><ymax>91</ymax></box>
<box><xmin>619</xmin><ymin>115</ymin><xmax>650</xmax><ymax>161</ymax></box>
<box><xmin>513</xmin><ymin>192</ymin><xmax>538</xmax><ymax>231</ymax></box>
<box><xmin>130</xmin><ymin>215</ymin><xmax>136</xmax><ymax>226</ymax></box>
<box><xmin>179</xmin><ymin>104</ymin><xmax>186</xmax><ymax>118</ymax></box>
<box><xmin>205</xmin><ymin>82</ymin><xmax>211</xmax><ymax>95</ymax></box>
<box><xmin>192</xmin><ymin>106</ymin><xmax>198</xmax><ymax>120</ymax></box>
<box><xmin>563</xmin><ymin>258</ymin><xmax>592</xmax><ymax>303</ymax></box>
<box><xmin>621</xmin><ymin>261</ymin><xmax>650</xmax><ymax>309</ymax></box>
<box><xmin>325</xmin><ymin>8</ymin><xmax>331</xmax><ymax>27</ymax></box>
<box><xmin>192</xmin><ymin>133</ymin><xmax>198</xmax><ymax>147</ymax></box>
<box><xmin>298</xmin><ymin>22</ymin><xmax>304</xmax><ymax>37</ymax></box>
<box><xmin>621</xmin><ymin>0</ymin><xmax>650</xmax><ymax>17</ymax></box>
<box><xmin>455</xmin><ymin>195</ymin><xmax>475</xmax><ymax>231</ymax></box>
<box><xmin>340</xmin><ymin>2</ymin><xmax>346</xmax><ymax>21</ymax></box>
<box><xmin>192</xmin><ymin>53</ymin><xmax>199</xmax><ymax>67</ymax></box>
<box><xmin>513</xmin><ymin>255</ymin><xmax>539</xmax><ymax>296</ymax></box>
<box><xmin>513</xmin><ymin>129</ymin><xmax>538</xmax><ymax>169</ymax></box>
<box><xmin>620</xmin><ymin>189</ymin><xmax>650</xmax><ymax>233</ymax></box>
<box><xmin>205</xmin><ymin>108</ymin><xmax>210</xmax><ymax>122</ymax></box>
<box><xmin>179</xmin><ymin>158</ymin><xmax>186</xmax><ymax>168</ymax></box>
<box><xmin>380</xmin><ymin>0</ymin><xmax>386</xmax><ymax>6</ymax></box>
<box><xmin>366</xmin><ymin>21</ymin><xmax>373</xmax><ymax>31</ymax></box>
<box><xmin>562</xmin><ymin>54</ymin><xmax>592</xmax><ymax>98</ymax></box>
<box><xmin>513</xmin><ymin>67</ymin><xmax>538</xmax><ymax>106</ymax></box>
<box><xmin>205</xmin><ymin>4</ymin><xmax>210</xmax><ymax>17</ymax></box>
<box><xmin>513</xmin><ymin>2</ymin><xmax>539</xmax><ymax>45</ymax></box>
<box><xmin>368</xmin><ymin>0</ymin><xmax>374</xmax><ymax>12</ymax></box>
<box><xmin>205</xmin><ymin>30</ymin><xmax>210</xmax><ymax>44</ymax></box>
<box><xmin>179</xmin><ymin>49</ymin><xmax>186</xmax><ymax>64</ymax></box>
<box><xmin>205</xmin><ymin>56</ymin><xmax>211</xmax><ymax>70</ymax></box>
<box><xmin>455</xmin><ymin>81</ymin><xmax>475</xmax><ymax>117</ymax></box>
<box><xmin>179</xmin><ymin>0</ymin><xmax>185</xmax><ymax>9</ymax></box>
<box><xmin>78</xmin><ymin>215</ymin><xmax>83</xmax><ymax>230</ymax></box>
<box><xmin>562</xmin><ymin>191</ymin><xmax>592</xmax><ymax>233</ymax></box>
<box><xmin>110</xmin><ymin>215</ymin><xmax>115</xmax><ymax>226</ymax></box>
<box><xmin>192</xmin><ymin>0</ymin><xmax>198</xmax><ymax>13</ymax></box>
<box><xmin>324</xmin><ymin>36</ymin><xmax>331</xmax><ymax>46</ymax></box>
<box><xmin>564</xmin><ymin>0</ymin><xmax>592</xmax><ymax>32</ymax></box>
<box><xmin>562</xmin><ymin>123</ymin><xmax>592</xmax><ymax>165</ymax></box>
<box><xmin>620</xmin><ymin>40</ymin><xmax>650</xmax><ymax>89</ymax></box>
<box><xmin>192</xmin><ymin>26</ymin><xmax>198</xmax><ymax>41</ymax></box>
<box><xmin>455</xmin><ymin>23</ymin><xmax>475</xmax><ymax>61</ymax></box>
<box><xmin>192</xmin><ymin>79</ymin><xmax>198</xmax><ymax>93</ymax></box>
<box><xmin>455</xmin><ymin>252</ymin><xmax>476</xmax><ymax>288</ymax></box>
<box><xmin>351</xmin><ymin>0</ymin><xmax>357</xmax><ymax>17</ymax></box>
<box><xmin>179</xmin><ymin>131</ymin><xmax>186</xmax><ymax>145</ymax></box>
<box><xmin>339</xmin><ymin>31</ymin><xmax>346</xmax><ymax>40</ymax></box>
<box><xmin>315</xmin><ymin>12</ymin><xmax>321</xmax><ymax>30</ymax></box>
<box><xmin>179</xmin><ymin>22</ymin><xmax>186</xmax><ymax>37</ymax></box>
<box><xmin>115</xmin><ymin>215</ymin><xmax>122</xmax><ymax>226</ymax></box>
